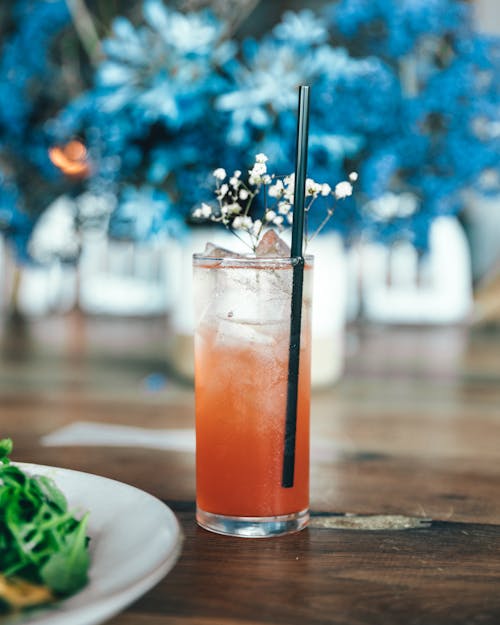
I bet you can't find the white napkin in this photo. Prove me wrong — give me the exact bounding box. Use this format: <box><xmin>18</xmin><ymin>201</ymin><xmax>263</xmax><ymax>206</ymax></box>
<box><xmin>42</xmin><ymin>422</ymin><xmax>195</xmax><ymax>453</ymax></box>
<box><xmin>42</xmin><ymin>421</ymin><xmax>340</xmax><ymax>459</ymax></box>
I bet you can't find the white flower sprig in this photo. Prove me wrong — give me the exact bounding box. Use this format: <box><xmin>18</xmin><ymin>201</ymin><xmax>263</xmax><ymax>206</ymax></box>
<box><xmin>192</xmin><ymin>153</ymin><xmax>356</xmax><ymax>251</ymax></box>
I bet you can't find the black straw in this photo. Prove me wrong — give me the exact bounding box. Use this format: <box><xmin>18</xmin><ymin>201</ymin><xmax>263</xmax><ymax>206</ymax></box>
<box><xmin>282</xmin><ymin>85</ymin><xmax>310</xmax><ymax>488</ymax></box>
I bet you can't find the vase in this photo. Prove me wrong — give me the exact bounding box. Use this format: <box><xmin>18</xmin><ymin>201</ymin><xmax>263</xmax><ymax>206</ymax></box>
<box><xmin>306</xmin><ymin>232</ymin><xmax>347</xmax><ymax>386</ymax></box>
<box><xmin>355</xmin><ymin>216</ymin><xmax>472</xmax><ymax>324</ymax></box>
<box><xmin>78</xmin><ymin>232</ymin><xmax>169</xmax><ymax>316</ymax></box>
<box><xmin>1</xmin><ymin>232</ymin><xmax>79</xmax><ymax>318</ymax></box>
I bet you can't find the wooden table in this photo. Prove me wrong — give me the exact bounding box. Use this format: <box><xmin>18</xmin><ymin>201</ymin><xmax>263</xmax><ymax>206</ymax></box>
<box><xmin>1</xmin><ymin>315</ymin><xmax>500</xmax><ymax>625</ymax></box>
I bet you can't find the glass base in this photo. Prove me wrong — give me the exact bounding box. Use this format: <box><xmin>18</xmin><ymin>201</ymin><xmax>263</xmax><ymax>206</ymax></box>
<box><xmin>196</xmin><ymin>507</ymin><xmax>309</xmax><ymax>538</ymax></box>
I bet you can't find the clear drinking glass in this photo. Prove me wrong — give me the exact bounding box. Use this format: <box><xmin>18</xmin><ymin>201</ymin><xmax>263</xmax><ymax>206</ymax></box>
<box><xmin>193</xmin><ymin>253</ymin><xmax>313</xmax><ymax>537</ymax></box>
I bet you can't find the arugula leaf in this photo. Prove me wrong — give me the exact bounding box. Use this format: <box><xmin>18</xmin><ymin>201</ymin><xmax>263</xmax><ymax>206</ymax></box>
<box><xmin>0</xmin><ymin>439</ymin><xmax>13</xmax><ymax>464</ymax></box>
<box><xmin>0</xmin><ymin>438</ymin><xmax>91</xmax><ymax>605</ymax></box>
<box><xmin>33</xmin><ymin>476</ymin><xmax>68</xmax><ymax>514</ymax></box>
<box><xmin>40</xmin><ymin>513</ymin><xmax>90</xmax><ymax>596</ymax></box>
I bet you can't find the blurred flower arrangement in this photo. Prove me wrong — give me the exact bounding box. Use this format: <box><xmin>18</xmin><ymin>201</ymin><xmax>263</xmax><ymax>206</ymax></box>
<box><xmin>0</xmin><ymin>0</ymin><xmax>499</xmax><ymax>267</ymax></box>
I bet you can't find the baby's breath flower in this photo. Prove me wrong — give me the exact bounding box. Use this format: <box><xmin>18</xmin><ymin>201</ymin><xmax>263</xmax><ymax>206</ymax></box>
<box><xmin>226</xmin><ymin>202</ymin><xmax>242</xmax><ymax>215</ymax></box>
<box><xmin>200</xmin><ymin>202</ymin><xmax>212</xmax><ymax>217</ymax></box>
<box><xmin>213</xmin><ymin>168</ymin><xmax>226</xmax><ymax>180</ymax></box>
<box><xmin>248</xmin><ymin>163</ymin><xmax>267</xmax><ymax>185</ymax></box>
<box><xmin>233</xmin><ymin>215</ymin><xmax>253</xmax><ymax>230</ymax></box>
<box><xmin>250</xmin><ymin>162</ymin><xmax>267</xmax><ymax>177</ymax></box>
<box><xmin>217</xmin><ymin>183</ymin><xmax>229</xmax><ymax>198</ymax></box>
<box><xmin>334</xmin><ymin>181</ymin><xmax>353</xmax><ymax>199</ymax></box>
<box><xmin>283</xmin><ymin>175</ymin><xmax>295</xmax><ymax>202</ymax></box>
<box><xmin>306</xmin><ymin>178</ymin><xmax>322</xmax><ymax>197</ymax></box>
<box><xmin>192</xmin><ymin>157</ymin><xmax>357</xmax><ymax>252</ymax></box>
<box><xmin>278</xmin><ymin>201</ymin><xmax>291</xmax><ymax>214</ymax></box>
<box><xmin>193</xmin><ymin>203</ymin><xmax>213</xmax><ymax>219</ymax></box>
<box><xmin>251</xmin><ymin>219</ymin><xmax>262</xmax><ymax>236</ymax></box>
<box><xmin>268</xmin><ymin>180</ymin><xmax>285</xmax><ymax>198</ymax></box>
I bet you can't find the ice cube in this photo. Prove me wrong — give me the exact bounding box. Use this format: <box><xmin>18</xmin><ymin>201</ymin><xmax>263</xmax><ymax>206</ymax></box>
<box><xmin>215</xmin><ymin>317</ymin><xmax>277</xmax><ymax>346</ymax></box>
<box><xmin>202</xmin><ymin>242</ymin><xmax>246</xmax><ymax>258</ymax></box>
<box><xmin>255</xmin><ymin>230</ymin><xmax>291</xmax><ymax>258</ymax></box>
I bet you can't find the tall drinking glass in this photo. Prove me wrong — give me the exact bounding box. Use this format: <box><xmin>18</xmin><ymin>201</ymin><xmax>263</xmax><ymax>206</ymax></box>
<box><xmin>193</xmin><ymin>253</ymin><xmax>313</xmax><ymax>537</ymax></box>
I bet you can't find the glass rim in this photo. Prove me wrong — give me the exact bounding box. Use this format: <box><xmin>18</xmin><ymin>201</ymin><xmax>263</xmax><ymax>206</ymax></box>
<box><xmin>193</xmin><ymin>253</ymin><xmax>314</xmax><ymax>267</ymax></box>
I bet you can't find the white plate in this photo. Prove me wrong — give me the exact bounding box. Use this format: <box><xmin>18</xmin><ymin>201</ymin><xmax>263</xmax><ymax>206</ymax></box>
<box><xmin>3</xmin><ymin>463</ymin><xmax>183</xmax><ymax>625</ymax></box>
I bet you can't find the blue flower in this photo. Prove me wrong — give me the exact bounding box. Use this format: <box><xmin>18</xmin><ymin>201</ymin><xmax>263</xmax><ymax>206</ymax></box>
<box><xmin>216</xmin><ymin>38</ymin><xmax>310</xmax><ymax>140</ymax></box>
<box><xmin>108</xmin><ymin>185</ymin><xmax>185</xmax><ymax>242</ymax></box>
<box><xmin>331</xmin><ymin>0</ymin><xmax>464</xmax><ymax>57</ymax></box>
<box><xmin>0</xmin><ymin>0</ymin><xmax>70</xmax><ymax>259</ymax></box>
<box><xmin>0</xmin><ymin>168</ymin><xmax>34</xmax><ymax>261</ymax></box>
<box><xmin>94</xmin><ymin>2</ymin><xmax>231</xmax><ymax>128</ymax></box>
<box><xmin>273</xmin><ymin>10</ymin><xmax>329</xmax><ymax>47</ymax></box>
<box><xmin>0</xmin><ymin>0</ymin><xmax>70</xmax><ymax>138</ymax></box>
<box><xmin>217</xmin><ymin>13</ymin><xmax>398</xmax><ymax>206</ymax></box>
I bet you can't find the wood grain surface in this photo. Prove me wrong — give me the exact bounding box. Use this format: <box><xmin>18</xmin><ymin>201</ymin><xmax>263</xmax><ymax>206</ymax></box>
<box><xmin>1</xmin><ymin>315</ymin><xmax>499</xmax><ymax>625</ymax></box>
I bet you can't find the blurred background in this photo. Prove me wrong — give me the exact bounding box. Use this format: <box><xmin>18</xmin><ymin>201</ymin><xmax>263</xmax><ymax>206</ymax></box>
<box><xmin>0</xmin><ymin>0</ymin><xmax>499</xmax><ymax>387</ymax></box>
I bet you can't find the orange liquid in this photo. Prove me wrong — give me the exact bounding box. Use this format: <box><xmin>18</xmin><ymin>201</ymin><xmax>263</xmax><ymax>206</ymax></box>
<box><xmin>195</xmin><ymin>325</ymin><xmax>310</xmax><ymax>517</ymax></box>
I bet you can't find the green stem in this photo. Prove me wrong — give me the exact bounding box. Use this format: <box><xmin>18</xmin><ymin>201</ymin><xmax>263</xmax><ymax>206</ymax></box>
<box><xmin>307</xmin><ymin>208</ymin><xmax>335</xmax><ymax>245</ymax></box>
<box><xmin>65</xmin><ymin>0</ymin><xmax>102</xmax><ymax>65</ymax></box>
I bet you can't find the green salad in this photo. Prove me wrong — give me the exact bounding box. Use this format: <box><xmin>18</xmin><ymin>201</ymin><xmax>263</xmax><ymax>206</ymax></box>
<box><xmin>0</xmin><ymin>439</ymin><xmax>90</xmax><ymax>613</ymax></box>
